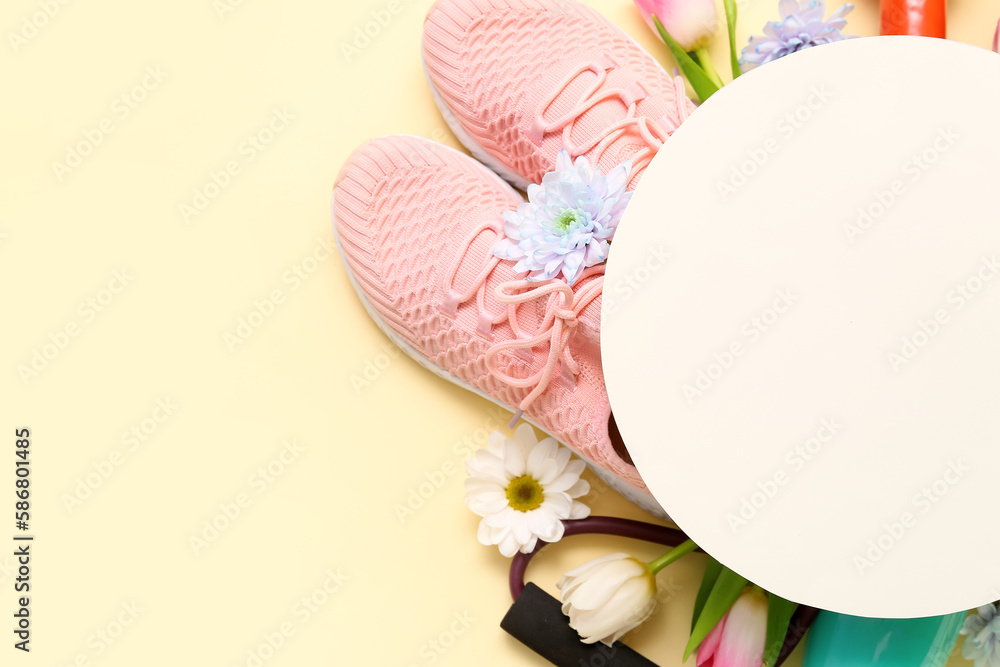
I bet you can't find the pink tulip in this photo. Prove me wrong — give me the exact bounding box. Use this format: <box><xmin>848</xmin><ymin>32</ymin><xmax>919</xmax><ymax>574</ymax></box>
<box><xmin>697</xmin><ymin>588</ymin><xmax>768</xmax><ymax>667</ymax></box>
<box><xmin>633</xmin><ymin>0</ymin><xmax>719</xmax><ymax>52</ymax></box>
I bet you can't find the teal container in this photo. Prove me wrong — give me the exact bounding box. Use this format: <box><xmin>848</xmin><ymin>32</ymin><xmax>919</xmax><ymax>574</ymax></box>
<box><xmin>803</xmin><ymin>611</ymin><xmax>965</xmax><ymax>667</ymax></box>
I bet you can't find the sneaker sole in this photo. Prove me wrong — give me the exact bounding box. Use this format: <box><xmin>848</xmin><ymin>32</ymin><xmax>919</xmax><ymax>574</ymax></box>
<box><xmin>332</xmin><ymin>137</ymin><xmax>667</xmax><ymax>518</ymax></box>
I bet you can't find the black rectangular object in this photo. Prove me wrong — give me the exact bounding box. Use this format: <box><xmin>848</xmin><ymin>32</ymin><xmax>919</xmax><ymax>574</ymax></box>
<box><xmin>500</xmin><ymin>583</ymin><xmax>659</xmax><ymax>666</ymax></box>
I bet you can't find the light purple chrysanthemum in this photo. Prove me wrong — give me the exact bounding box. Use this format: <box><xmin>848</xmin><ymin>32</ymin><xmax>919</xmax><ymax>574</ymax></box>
<box><xmin>962</xmin><ymin>603</ymin><xmax>1000</xmax><ymax>667</ymax></box>
<box><xmin>493</xmin><ymin>151</ymin><xmax>631</xmax><ymax>286</ymax></box>
<box><xmin>740</xmin><ymin>0</ymin><xmax>856</xmax><ymax>73</ymax></box>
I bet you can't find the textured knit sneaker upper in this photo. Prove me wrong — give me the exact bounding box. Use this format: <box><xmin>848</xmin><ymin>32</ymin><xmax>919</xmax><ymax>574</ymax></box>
<box><xmin>334</xmin><ymin>135</ymin><xmax>645</xmax><ymax>490</ymax></box>
<box><xmin>422</xmin><ymin>0</ymin><xmax>695</xmax><ymax>190</ymax></box>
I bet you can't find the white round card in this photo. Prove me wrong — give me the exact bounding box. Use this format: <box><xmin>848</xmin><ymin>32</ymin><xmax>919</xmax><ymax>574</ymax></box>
<box><xmin>603</xmin><ymin>36</ymin><xmax>1000</xmax><ymax>618</ymax></box>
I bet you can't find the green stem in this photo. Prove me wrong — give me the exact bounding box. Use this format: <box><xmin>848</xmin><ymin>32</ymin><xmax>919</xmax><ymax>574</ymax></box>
<box><xmin>694</xmin><ymin>47</ymin><xmax>724</xmax><ymax>88</ymax></box>
<box><xmin>647</xmin><ymin>539</ymin><xmax>698</xmax><ymax>574</ymax></box>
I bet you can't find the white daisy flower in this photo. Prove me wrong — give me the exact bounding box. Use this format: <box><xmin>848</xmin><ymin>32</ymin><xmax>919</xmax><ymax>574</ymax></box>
<box><xmin>464</xmin><ymin>424</ymin><xmax>591</xmax><ymax>557</ymax></box>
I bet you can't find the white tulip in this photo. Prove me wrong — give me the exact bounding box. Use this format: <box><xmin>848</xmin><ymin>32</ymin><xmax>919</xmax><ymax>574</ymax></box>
<box><xmin>557</xmin><ymin>552</ymin><xmax>658</xmax><ymax>646</ymax></box>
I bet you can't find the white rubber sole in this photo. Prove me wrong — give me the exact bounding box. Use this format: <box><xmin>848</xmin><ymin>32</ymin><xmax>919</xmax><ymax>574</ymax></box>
<box><xmin>331</xmin><ymin>150</ymin><xmax>667</xmax><ymax>518</ymax></box>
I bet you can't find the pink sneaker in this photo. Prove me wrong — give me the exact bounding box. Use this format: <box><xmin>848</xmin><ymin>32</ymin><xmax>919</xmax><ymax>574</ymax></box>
<box><xmin>422</xmin><ymin>0</ymin><xmax>695</xmax><ymax>190</ymax></box>
<box><xmin>333</xmin><ymin>135</ymin><xmax>661</xmax><ymax>515</ymax></box>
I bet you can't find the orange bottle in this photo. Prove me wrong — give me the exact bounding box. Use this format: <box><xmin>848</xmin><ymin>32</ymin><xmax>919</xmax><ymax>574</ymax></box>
<box><xmin>880</xmin><ymin>0</ymin><xmax>947</xmax><ymax>38</ymax></box>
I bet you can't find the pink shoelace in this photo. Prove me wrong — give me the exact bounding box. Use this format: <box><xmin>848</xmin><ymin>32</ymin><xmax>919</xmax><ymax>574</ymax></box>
<box><xmin>439</xmin><ymin>55</ymin><xmax>690</xmax><ymax>426</ymax></box>
<box><xmin>527</xmin><ymin>54</ymin><xmax>691</xmax><ymax>178</ymax></box>
<box><xmin>439</xmin><ymin>218</ymin><xmax>603</xmax><ymax>428</ymax></box>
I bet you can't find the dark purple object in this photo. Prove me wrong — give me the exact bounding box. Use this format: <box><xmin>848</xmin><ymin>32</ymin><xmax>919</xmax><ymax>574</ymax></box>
<box><xmin>507</xmin><ymin>516</ymin><xmax>817</xmax><ymax>666</ymax></box>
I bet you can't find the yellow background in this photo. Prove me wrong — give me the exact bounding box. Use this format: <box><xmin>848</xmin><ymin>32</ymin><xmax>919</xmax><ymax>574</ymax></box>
<box><xmin>3</xmin><ymin>0</ymin><xmax>996</xmax><ymax>664</ymax></box>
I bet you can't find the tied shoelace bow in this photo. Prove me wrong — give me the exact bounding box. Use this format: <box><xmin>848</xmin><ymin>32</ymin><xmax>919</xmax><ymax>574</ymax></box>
<box><xmin>486</xmin><ymin>277</ymin><xmax>603</xmax><ymax>428</ymax></box>
<box><xmin>528</xmin><ymin>54</ymin><xmax>691</xmax><ymax>178</ymax></box>
<box><xmin>439</xmin><ymin>218</ymin><xmax>604</xmax><ymax>428</ymax></box>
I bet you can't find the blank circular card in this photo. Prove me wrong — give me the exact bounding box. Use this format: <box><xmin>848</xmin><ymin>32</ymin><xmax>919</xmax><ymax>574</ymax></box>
<box><xmin>603</xmin><ymin>36</ymin><xmax>1000</xmax><ymax>618</ymax></box>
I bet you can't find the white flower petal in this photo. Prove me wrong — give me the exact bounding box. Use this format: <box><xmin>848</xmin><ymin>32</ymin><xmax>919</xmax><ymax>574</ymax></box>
<box><xmin>584</xmin><ymin>240</ymin><xmax>607</xmax><ymax>267</ymax></box>
<box><xmin>541</xmin><ymin>491</ymin><xmax>573</xmax><ymax>519</ymax></box>
<box><xmin>510</xmin><ymin>511</ymin><xmax>533</xmax><ymax>545</ymax></box>
<box><xmin>605</xmin><ymin>162</ymin><xmax>630</xmax><ymax>195</ymax></box>
<box><xmin>551</xmin><ymin>445</ymin><xmax>572</xmax><ymax>474</ymax></box>
<box><xmin>463</xmin><ymin>477</ymin><xmax>505</xmax><ymax>494</ymax></box>
<box><xmin>565</xmin><ymin>558</ymin><xmax>648</xmax><ymax>611</ymax></box>
<box><xmin>563</xmin><ymin>459</ymin><xmax>586</xmax><ymax>479</ymax></box>
<box><xmin>518</xmin><ymin>535</ymin><xmax>539</xmax><ymax>554</ymax></box>
<box><xmin>574</xmin><ymin>578</ymin><xmax>656</xmax><ymax>644</ymax></box>
<box><xmin>545</xmin><ymin>470</ymin><xmax>582</xmax><ymax>493</ymax></box>
<box><xmin>487</xmin><ymin>430</ymin><xmax>508</xmax><ymax>454</ymax></box>
<box><xmin>562</xmin><ymin>259</ymin><xmax>584</xmax><ymax>285</ymax></box>
<box><xmin>605</xmin><ymin>598</ymin><xmax>657</xmax><ymax>645</ymax></box>
<box><xmin>477</xmin><ymin>519</ymin><xmax>502</xmax><ymax>546</ymax></box>
<box><xmin>512</xmin><ymin>423</ymin><xmax>538</xmax><ymax>449</ymax></box>
<box><xmin>558</xmin><ymin>553</ymin><xmax>633</xmax><ymax>601</ymax></box>
<box><xmin>526</xmin><ymin>507</ymin><xmax>563</xmax><ymax>542</ymax></box>
<box><xmin>483</xmin><ymin>505</ymin><xmax>515</xmax><ymax>528</ymax></box>
<box><xmin>499</xmin><ymin>532</ymin><xmax>521</xmax><ymax>558</ymax></box>
<box><xmin>539</xmin><ymin>459</ymin><xmax>587</xmax><ymax>491</ymax></box>
<box><xmin>545</xmin><ymin>461</ymin><xmax>585</xmax><ymax>492</ymax></box>
<box><xmin>525</xmin><ymin>437</ymin><xmax>558</xmax><ymax>478</ymax></box>
<box><xmin>535</xmin><ymin>458</ymin><xmax>561</xmax><ymax>486</ymax></box>
<box><xmin>492</xmin><ymin>238</ymin><xmax>523</xmax><ymax>261</ymax></box>
<box><xmin>504</xmin><ymin>439</ymin><xmax>526</xmax><ymax>477</ymax></box>
<box><xmin>568</xmin><ymin>500</ymin><xmax>591</xmax><ymax>520</ymax></box>
<box><xmin>465</xmin><ymin>489</ymin><xmax>508</xmax><ymax>515</ymax></box>
<box><xmin>560</xmin><ymin>552</ymin><xmax>629</xmax><ymax>583</ymax></box>
<box><xmin>567</xmin><ymin>479</ymin><xmax>591</xmax><ymax>499</ymax></box>
<box><xmin>466</xmin><ymin>447</ymin><xmax>503</xmax><ymax>475</ymax></box>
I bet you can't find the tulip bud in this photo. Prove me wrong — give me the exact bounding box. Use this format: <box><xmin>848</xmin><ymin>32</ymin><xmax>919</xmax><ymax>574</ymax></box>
<box><xmin>558</xmin><ymin>552</ymin><xmax>658</xmax><ymax>646</ymax></box>
<box><xmin>697</xmin><ymin>587</ymin><xmax>768</xmax><ymax>667</ymax></box>
<box><xmin>634</xmin><ymin>0</ymin><xmax>719</xmax><ymax>52</ymax></box>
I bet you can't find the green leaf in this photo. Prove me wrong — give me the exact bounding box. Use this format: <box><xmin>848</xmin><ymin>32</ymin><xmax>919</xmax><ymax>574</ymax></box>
<box><xmin>763</xmin><ymin>593</ymin><xmax>798</xmax><ymax>667</ymax></box>
<box><xmin>683</xmin><ymin>566</ymin><xmax>748</xmax><ymax>661</ymax></box>
<box><xmin>723</xmin><ymin>0</ymin><xmax>741</xmax><ymax>80</ymax></box>
<box><xmin>653</xmin><ymin>16</ymin><xmax>720</xmax><ymax>103</ymax></box>
<box><xmin>691</xmin><ymin>47</ymin><xmax>725</xmax><ymax>88</ymax></box>
<box><xmin>691</xmin><ymin>557</ymin><xmax>724</xmax><ymax>632</ymax></box>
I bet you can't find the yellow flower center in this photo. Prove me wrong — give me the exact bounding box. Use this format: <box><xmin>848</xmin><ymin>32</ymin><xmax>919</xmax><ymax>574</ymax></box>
<box><xmin>506</xmin><ymin>475</ymin><xmax>544</xmax><ymax>512</ymax></box>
